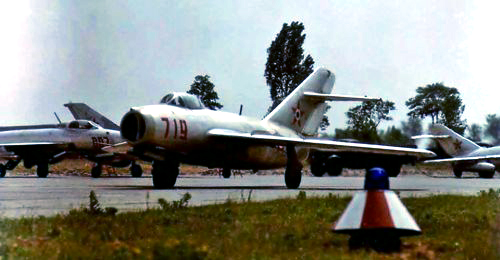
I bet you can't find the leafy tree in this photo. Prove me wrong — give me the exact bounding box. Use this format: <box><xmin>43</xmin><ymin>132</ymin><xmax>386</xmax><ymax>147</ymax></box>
<box><xmin>334</xmin><ymin>128</ymin><xmax>355</xmax><ymax>141</ymax></box>
<box><xmin>401</xmin><ymin>117</ymin><xmax>423</xmax><ymax>138</ymax></box>
<box><xmin>265</xmin><ymin>21</ymin><xmax>314</xmax><ymax>112</ymax></box>
<box><xmin>467</xmin><ymin>123</ymin><xmax>482</xmax><ymax>143</ymax></box>
<box><xmin>485</xmin><ymin>114</ymin><xmax>500</xmax><ymax>144</ymax></box>
<box><xmin>405</xmin><ymin>82</ymin><xmax>466</xmax><ymax>134</ymax></box>
<box><xmin>187</xmin><ymin>75</ymin><xmax>223</xmax><ymax>110</ymax></box>
<box><xmin>319</xmin><ymin>105</ymin><xmax>331</xmax><ymax>131</ymax></box>
<box><xmin>345</xmin><ymin>100</ymin><xmax>395</xmax><ymax>143</ymax></box>
<box><xmin>381</xmin><ymin>126</ymin><xmax>410</xmax><ymax>146</ymax></box>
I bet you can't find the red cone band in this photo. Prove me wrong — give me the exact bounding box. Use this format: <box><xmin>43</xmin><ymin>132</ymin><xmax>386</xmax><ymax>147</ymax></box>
<box><xmin>332</xmin><ymin>190</ymin><xmax>421</xmax><ymax>236</ymax></box>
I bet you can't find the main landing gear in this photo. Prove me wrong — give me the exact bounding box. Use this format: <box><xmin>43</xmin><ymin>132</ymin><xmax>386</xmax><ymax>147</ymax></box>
<box><xmin>0</xmin><ymin>159</ymin><xmax>19</xmax><ymax>177</ymax></box>
<box><xmin>91</xmin><ymin>162</ymin><xmax>143</xmax><ymax>178</ymax></box>
<box><xmin>284</xmin><ymin>145</ymin><xmax>302</xmax><ymax>189</ymax></box>
<box><xmin>222</xmin><ymin>168</ymin><xmax>231</xmax><ymax>179</ymax></box>
<box><xmin>0</xmin><ymin>160</ymin><xmax>48</xmax><ymax>178</ymax></box>
<box><xmin>91</xmin><ymin>164</ymin><xmax>102</xmax><ymax>178</ymax></box>
<box><xmin>37</xmin><ymin>163</ymin><xmax>49</xmax><ymax>178</ymax></box>
<box><xmin>130</xmin><ymin>162</ymin><xmax>143</xmax><ymax>177</ymax></box>
<box><xmin>0</xmin><ymin>164</ymin><xmax>6</xmax><ymax>177</ymax></box>
<box><xmin>152</xmin><ymin>160</ymin><xmax>179</xmax><ymax>189</ymax></box>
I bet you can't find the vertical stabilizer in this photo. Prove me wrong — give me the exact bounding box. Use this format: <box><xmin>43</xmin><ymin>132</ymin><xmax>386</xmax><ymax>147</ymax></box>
<box><xmin>64</xmin><ymin>103</ymin><xmax>120</xmax><ymax>130</ymax></box>
<box><xmin>428</xmin><ymin>124</ymin><xmax>480</xmax><ymax>157</ymax></box>
<box><xmin>263</xmin><ymin>68</ymin><xmax>335</xmax><ymax>135</ymax></box>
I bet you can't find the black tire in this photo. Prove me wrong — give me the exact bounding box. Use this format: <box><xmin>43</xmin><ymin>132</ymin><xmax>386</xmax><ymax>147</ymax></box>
<box><xmin>222</xmin><ymin>168</ymin><xmax>231</xmax><ymax>178</ymax></box>
<box><xmin>327</xmin><ymin>165</ymin><xmax>343</xmax><ymax>176</ymax></box>
<box><xmin>152</xmin><ymin>161</ymin><xmax>179</xmax><ymax>189</ymax></box>
<box><xmin>284</xmin><ymin>166</ymin><xmax>302</xmax><ymax>189</ymax></box>
<box><xmin>453</xmin><ymin>169</ymin><xmax>463</xmax><ymax>178</ymax></box>
<box><xmin>91</xmin><ymin>166</ymin><xmax>102</xmax><ymax>178</ymax></box>
<box><xmin>478</xmin><ymin>171</ymin><xmax>495</xmax><ymax>179</ymax></box>
<box><xmin>310</xmin><ymin>160</ymin><xmax>326</xmax><ymax>177</ymax></box>
<box><xmin>130</xmin><ymin>163</ymin><xmax>143</xmax><ymax>178</ymax></box>
<box><xmin>386</xmin><ymin>165</ymin><xmax>401</xmax><ymax>177</ymax></box>
<box><xmin>0</xmin><ymin>164</ymin><xmax>6</xmax><ymax>178</ymax></box>
<box><xmin>37</xmin><ymin>163</ymin><xmax>49</xmax><ymax>178</ymax></box>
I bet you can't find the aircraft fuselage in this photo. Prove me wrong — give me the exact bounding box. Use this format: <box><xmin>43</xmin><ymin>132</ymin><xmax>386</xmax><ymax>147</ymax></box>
<box><xmin>122</xmin><ymin>105</ymin><xmax>309</xmax><ymax>169</ymax></box>
<box><xmin>0</xmin><ymin>124</ymin><xmax>122</xmax><ymax>164</ymax></box>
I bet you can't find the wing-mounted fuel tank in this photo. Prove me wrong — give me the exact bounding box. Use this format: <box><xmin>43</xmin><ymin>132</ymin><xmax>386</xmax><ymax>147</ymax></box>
<box><xmin>457</xmin><ymin>161</ymin><xmax>496</xmax><ymax>173</ymax></box>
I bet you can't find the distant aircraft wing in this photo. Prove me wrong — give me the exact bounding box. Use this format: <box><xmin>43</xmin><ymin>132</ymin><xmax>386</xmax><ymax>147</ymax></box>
<box><xmin>424</xmin><ymin>155</ymin><xmax>500</xmax><ymax>164</ymax></box>
<box><xmin>0</xmin><ymin>142</ymin><xmax>64</xmax><ymax>146</ymax></box>
<box><xmin>0</xmin><ymin>141</ymin><xmax>69</xmax><ymax>160</ymax></box>
<box><xmin>207</xmin><ymin>129</ymin><xmax>436</xmax><ymax>159</ymax></box>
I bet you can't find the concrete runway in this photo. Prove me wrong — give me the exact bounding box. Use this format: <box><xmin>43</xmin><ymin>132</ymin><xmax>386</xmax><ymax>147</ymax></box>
<box><xmin>1</xmin><ymin>174</ymin><xmax>499</xmax><ymax>218</ymax></box>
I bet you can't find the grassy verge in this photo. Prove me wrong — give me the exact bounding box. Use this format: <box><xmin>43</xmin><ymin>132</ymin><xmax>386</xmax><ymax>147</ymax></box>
<box><xmin>0</xmin><ymin>190</ymin><xmax>499</xmax><ymax>259</ymax></box>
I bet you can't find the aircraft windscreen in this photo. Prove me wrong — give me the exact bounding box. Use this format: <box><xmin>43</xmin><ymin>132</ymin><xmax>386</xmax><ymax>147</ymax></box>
<box><xmin>180</xmin><ymin>95</ymin><xmax>205</xmax><ymax>109</ymax></box>
<box><xmin>67</xmin><ymin>120</ymin><xmax>99</xmax><ymax>130</ymax></box>
<box><xmin>159</xmin><ymin>93</ymin><xmax>205</xmax><ymax>109</ymax></box>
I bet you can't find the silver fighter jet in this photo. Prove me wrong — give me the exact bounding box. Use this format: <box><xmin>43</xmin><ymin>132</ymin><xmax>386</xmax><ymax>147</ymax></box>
<box><xmin>120</xmin><ymin>68</ymin><xmax>436</xmax><ymax>189</ymax></box>
<box><xmin>0</xmin><ymin>119</ymin><xmax>141</xmax><ymax>178</ymax></box>
<box><xmin>415</xmin><ymin>124</ymin><xmax>500</xmax><ymax>178</ymax></box>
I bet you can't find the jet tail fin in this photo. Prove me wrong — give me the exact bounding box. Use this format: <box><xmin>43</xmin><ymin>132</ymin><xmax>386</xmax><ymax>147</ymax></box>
<box><xmin>64</xmin><ymin>103</ymin><xmax>120</xmax><ymax>130</ymax></box>
<box><xmin>263</xmin><ymin>68</ymin><xmax>379</xmax><ymax>136</ymax></box>
<box><xmin>425</xmin><ymin>124</ymin><xmax>481</xmax><ymax>157</ymax></box>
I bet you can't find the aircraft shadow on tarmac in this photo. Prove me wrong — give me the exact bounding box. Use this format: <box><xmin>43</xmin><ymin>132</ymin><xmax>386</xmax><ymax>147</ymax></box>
<box><xmin>102</xmin><ymin>185</ymin><xmax>426</xmax><ymax>192</ymax></box>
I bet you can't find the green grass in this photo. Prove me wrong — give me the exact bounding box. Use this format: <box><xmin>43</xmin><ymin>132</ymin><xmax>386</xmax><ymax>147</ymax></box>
<box><xmin>0</xmin><ymin>190</ymin><xmax>499</xmax><ymax>259</ymax></box>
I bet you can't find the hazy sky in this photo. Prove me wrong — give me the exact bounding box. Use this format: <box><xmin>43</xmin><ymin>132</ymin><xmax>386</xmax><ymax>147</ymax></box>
<box><xmin>0</xmin><ymin>1</ymin><xmax>497</xmax><ymax>133</ymax></box>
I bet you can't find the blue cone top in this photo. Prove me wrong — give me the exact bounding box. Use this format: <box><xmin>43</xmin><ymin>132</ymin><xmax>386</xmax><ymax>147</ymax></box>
<box><xmin>364</xmin><ymin>167</ymin><xmax>390</xmax><ymax>190</ymax></box>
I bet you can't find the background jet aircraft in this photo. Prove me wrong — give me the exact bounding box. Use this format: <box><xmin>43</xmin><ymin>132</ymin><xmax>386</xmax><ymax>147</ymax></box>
<box><xmin>414</xmin><ymin>124</ymin><xmax>500</xmax><ymax>178</ymax></box>
<box><xmin>119</xmin><ymin>67</ymin><xmax>435</xmax><ymax>189</ymax></box>
<box><xmin>0</xmin><ymin>119</ymin><xmax>142</xmax><ymax>178</ymax></box>
<box><xmin>64</xmin><ymin>102</ymin><xmax>143</xmax><ymax>177</ymax></box>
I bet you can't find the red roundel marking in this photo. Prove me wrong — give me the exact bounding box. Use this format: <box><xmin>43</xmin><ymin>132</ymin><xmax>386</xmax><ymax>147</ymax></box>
<box><xmin>291</xmin><ymin>102</ymin><xmax>302</xmax><ymax>126</ymax></box>
<box><xmin>361</xmin><ymin>190</ymin><xmax>394</xmax><ymax>228</ymax></box>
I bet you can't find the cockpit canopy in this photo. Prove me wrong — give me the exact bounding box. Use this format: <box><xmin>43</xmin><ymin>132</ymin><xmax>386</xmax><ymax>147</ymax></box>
<box><xmin>159</xmin><ymin>92</ymin><xmax>205</xmax><ymax>110</ymax></box>
<box><xmin>67</xmin><ymin>120</ymin><xmax>100</xmax><ymax>130</ymax></box>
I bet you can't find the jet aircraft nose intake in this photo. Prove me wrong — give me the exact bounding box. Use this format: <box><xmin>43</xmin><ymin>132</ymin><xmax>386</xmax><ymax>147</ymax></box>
<box><xmin>121</xmin><ymin>110</ymin><xmax>146</xmax><ymax>142</ymax></box>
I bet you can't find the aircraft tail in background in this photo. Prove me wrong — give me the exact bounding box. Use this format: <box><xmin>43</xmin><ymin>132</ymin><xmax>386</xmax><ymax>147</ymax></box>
<box><xmin>64</xmin><ymin>103</ymin><xmax>120</xmax><ymax>130</ymax></box>
<box><xmin>415</xmin><ymin>124</ymin><xmax>481</xmax><ymax>157</ymax></box>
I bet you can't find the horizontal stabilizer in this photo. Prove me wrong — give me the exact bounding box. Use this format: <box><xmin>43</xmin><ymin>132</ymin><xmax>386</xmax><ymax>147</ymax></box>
<box><xmin>411</xmin><ymin>134</ymin><xmax>450</xmax><ymax>140</ymax></box>
<box><xmin>303</xmin><ymin>92</ymin><xmax>381</xmax><ymax>102</ymax></box>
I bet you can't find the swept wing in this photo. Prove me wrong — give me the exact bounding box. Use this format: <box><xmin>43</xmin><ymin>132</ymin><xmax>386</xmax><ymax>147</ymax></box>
<box><xmin>207</xmin><ymin>129</ymin><xmax>435</xmax><ymax>159</ymax></box>
<box><xmin>424</xmin><ymin>155</ymin><xmax>500</xmax><ymax>164</ymax></box>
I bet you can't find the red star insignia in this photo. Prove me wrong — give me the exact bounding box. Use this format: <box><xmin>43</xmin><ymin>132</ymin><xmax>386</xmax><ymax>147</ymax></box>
<box><xmin>291</xmin><ymin>102</ymin><xmax>302</xmax><ymax>126</ymax></box>
<box><xmin>453</xmin><ymin>139</ymin><xmax>462</xmax><ymax>151</ymax></box>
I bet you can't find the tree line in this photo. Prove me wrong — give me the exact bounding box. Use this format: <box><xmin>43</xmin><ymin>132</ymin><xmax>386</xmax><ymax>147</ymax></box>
<box><xmin>182</xmin><ymin>21</ymin><xmax>500</xmax><ymax>146</ymax></box>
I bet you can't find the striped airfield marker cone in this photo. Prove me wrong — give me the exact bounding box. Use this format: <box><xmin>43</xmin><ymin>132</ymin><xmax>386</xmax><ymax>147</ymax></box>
<box><xmin>332</xmin><ymin>167</ymin><xmax>421</xmax><ymax>251</ymax></box>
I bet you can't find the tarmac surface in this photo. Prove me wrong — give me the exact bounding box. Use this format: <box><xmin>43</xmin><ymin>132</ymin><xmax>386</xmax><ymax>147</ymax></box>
<box><xmin>1</xmin><ymin>173</ymin><xmax>499</xmax><ymax>218</ymax></box>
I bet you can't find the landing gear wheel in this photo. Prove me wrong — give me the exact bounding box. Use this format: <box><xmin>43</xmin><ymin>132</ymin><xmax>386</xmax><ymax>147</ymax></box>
<box><xmin>37</xmin><ymin>163</ymin><xmax>49</xmax><ymax>178</ymax></box>
<box><xmin>310</xmin><ymin>160</ymin><xmax>326</xmax><ymax>177</ymax></box>
<box><xmin>91</xmin><ymin>165</ymin><xmax>102</xmax><ymax>178</ymax></box>
<box><xmin>222</xmin><ymin>168</ymin><xmax>231</xmax><ymax>178</ymax></box>
<box><xmin>386</xmin><ymin>165</ymin><xmax>401</xmax><ymax>177</ymax></box>
<box><xmin>0</xmin><ymin>164</ymin><xmax>6</xmax><ymax>177</ymax></box>
<box><xmin>285</xmin><ymin>166</ymin><xmax>302</xmax><ymax>189</ymax></box>
<box><xmin>327</xmin><ymin>165</ymin><xmax>343</xmax><ymax>176</ymax></box>
<box><xmin>130</xmin><ymin>163</ymin><xmax>143</xmax><ymax>177</ymax></box>
<box><xmin>284</xmin><ymin>145</ymin><xmax>302</xmax><ymax>189</ymax></box>
<box><xmin>152</xmin><ymin>161</ymin><xmax>179</xmax><ymax>189</ymax></box>
<box><xmin>479</xmin><ymin>171</ymin><xmax>495</xmax><ymax>179</ymax></box>
<box><xmin>453</xmin><ymin>169</ymin><xmax>463</xmax><ymax>178</ymax></box>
